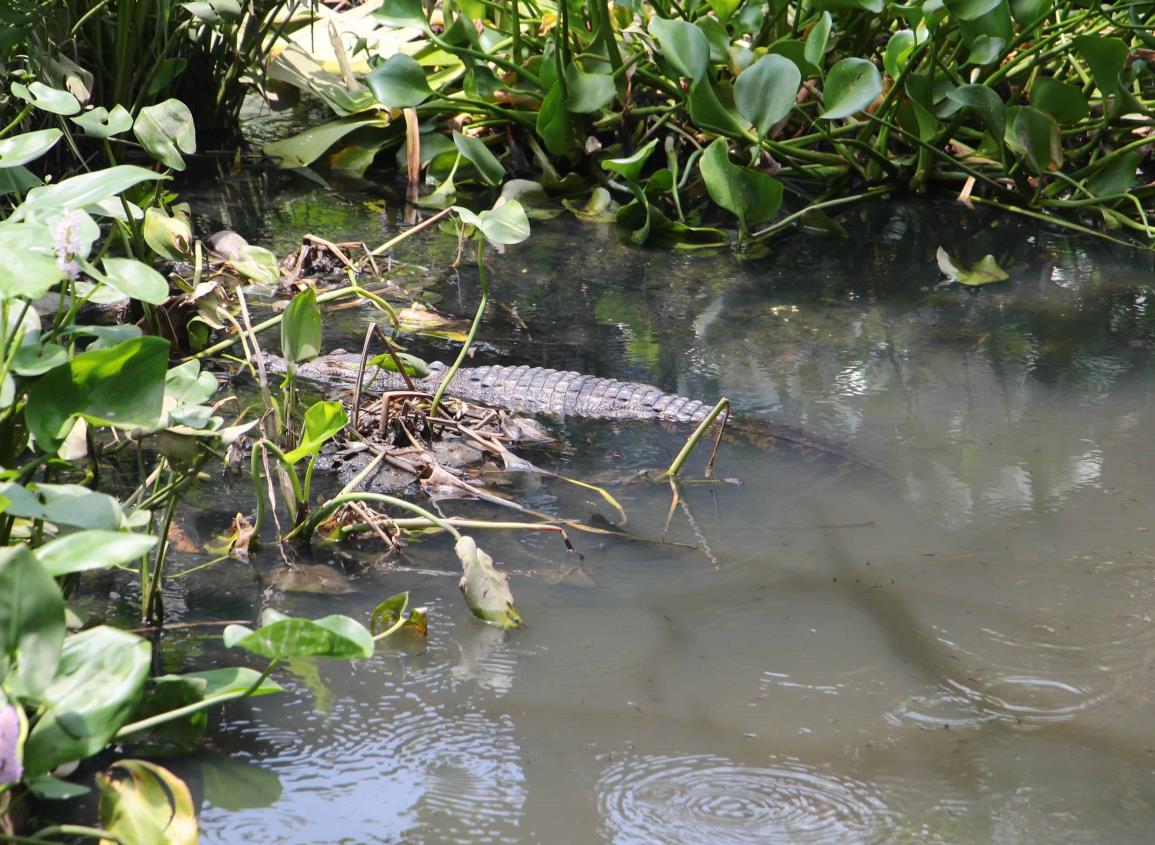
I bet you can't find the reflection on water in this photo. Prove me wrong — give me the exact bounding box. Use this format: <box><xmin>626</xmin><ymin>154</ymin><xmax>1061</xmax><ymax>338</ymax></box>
<box><xmin>86</xmin><ymin>175</ymin><xmax>1155</xmax><ymax>843</ymax></box>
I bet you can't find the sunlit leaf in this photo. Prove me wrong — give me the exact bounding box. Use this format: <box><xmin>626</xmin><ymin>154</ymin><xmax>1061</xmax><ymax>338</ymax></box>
<box><xmin>11</xmin><ymin>81</ymin><xmax>80</xmax><ymax>115</ymax></box>
<box><xmin>283</xmin><ymin>400</ymin><xmax>348</xmax><ymax>464</ymax></box>
<box><xmin>375</xmin><ymin>0</ymin><xmax>429</xmax><ymax>29</ymax></box>
<box><xmin>97</xmin><ymin>760</ymin><xmax>197</xmax><ymax>845</ymax></box>
<box><xmin>143</xmin><ymin>206</ymin><xmax>192</xmax><ymax>261</ymax></box>
<box><xmin>0</xmin><ymin>545</ymin><xmax>65</xmax><ymax>699</ymax></box>
<box><xmin>883</xmin><ymin>30</ymin><xmax>917</xmax><ymax>79</ymax></box>
<box><xmin>366</xmin><ymin>53</ymin><xmax>433</xmax><ymax>108</ymax></box>
<box><xmin>821</xmin><ymin>59</ymin><xmax>882</xmax><ymax>120</ymax></box>
<box><xmin>456</xmin><ymin>535</ymin><xmax>523</xmax><ymax>628</ymax></box>
<box><xmin>0</xmin><ymin>129</ymin><xmax>61</xmax><ymax>169</ymax></box>
<box><xmin>133</xmin><ymin>100</ymin><xmax>196</xmax><ymax>171</ymax></box>
<box><xmin>17</xmin><ymin>165</ymin><xmax>165</xmax><ymax>217</ymax></box>
<box><xmin>936</xmin><ymin>246</ymin><xmax>1009</xmax><ymax>286</ymax></box>
<box><xmin>281</xmin><ymin>287</ymin><xmax>322</xmax><ymax>364</ymax></box>
<box><xmin>224</xmin><ymin>609</ymin><xmax>375</xmax><ymax>659</ymax></box>
<box><xmin>453</xmin><ymin>198</ymin><xmax>531</xmax><ymax>245</ymax></box>
<box><xmin>97</xmin><ymin>257</ymin><xmax>170</xmax><ymax>305</ymax></box>
<box><xmin>265</xmin><ymin>114</ymin><xmax>385</xmax><ymax>168</ymax></box>
<box><xmin>562</xmin><ymin>187</ymin><xmax>619</xmax><ymax>222</ymax></box>
<box><xmin>35</xmin><ymin>530</ymin><xmax>157</xmax><ymax>577</ymax></box>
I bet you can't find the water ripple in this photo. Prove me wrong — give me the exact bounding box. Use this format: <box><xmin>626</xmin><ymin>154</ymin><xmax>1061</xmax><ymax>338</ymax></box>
<box><xmin>596</xmin><ymin>753</ymin><xmax>896</xmax><ymax>845</ymax></box>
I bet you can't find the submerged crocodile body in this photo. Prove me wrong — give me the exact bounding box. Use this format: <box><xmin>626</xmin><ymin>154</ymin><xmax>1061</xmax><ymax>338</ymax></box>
<box><xmin>260</xmin><ymin>351</ymin><xmax>876</xmax><ymax>470</ymax></box>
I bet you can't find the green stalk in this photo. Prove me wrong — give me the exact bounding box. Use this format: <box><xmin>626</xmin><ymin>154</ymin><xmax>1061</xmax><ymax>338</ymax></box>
<box><xmin>288</xmin><ymin>492</ymin><xmax>463</xmax><ymax>542</ymax></box>
<box><xmin>429</xmin><ymin>237</ymin><xmax>487</xmax><ymax>417</ymax></box>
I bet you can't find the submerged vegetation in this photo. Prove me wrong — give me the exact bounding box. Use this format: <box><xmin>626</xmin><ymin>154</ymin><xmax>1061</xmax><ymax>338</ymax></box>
<box><xmin>266</xmin><ymin>0</ymin><xmax>1155</xmax><ymax>246</ymax></box>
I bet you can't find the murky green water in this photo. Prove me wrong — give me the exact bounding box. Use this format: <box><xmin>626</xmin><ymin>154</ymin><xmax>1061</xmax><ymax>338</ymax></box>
<box><xmin>84</xmin><ymin>171</ymin><xmax>1155</xmax><ymax>842</ymax></box>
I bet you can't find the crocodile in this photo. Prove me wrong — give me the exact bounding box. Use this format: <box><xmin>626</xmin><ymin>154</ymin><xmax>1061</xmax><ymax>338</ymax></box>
<box><xmin>258</xmin><ymin>351</ymin><xmax>879</xmax><ymax>471</ymax></box>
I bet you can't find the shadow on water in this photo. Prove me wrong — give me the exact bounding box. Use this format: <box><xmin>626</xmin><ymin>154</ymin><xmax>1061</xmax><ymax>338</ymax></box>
<box><xmin>73</xmin><ymin>168</ymin><xmax>1155</xmax><ymax>843</ymax></box>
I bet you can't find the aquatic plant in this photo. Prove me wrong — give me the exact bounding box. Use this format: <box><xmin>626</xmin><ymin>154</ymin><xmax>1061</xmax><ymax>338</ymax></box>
<box><xmin>262</xmin><ymin>0</ymin><xmax>1155</xmax><ymax>247</ymax></box>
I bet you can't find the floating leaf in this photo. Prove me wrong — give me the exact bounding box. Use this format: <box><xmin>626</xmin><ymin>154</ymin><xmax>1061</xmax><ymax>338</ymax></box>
<box><xmin>0</xmin><ymin>129</ymin><xmax>61</xmax><ymax>169</ymax></box>
<box><xmin>649</xmin><ymin>17</ymin><xmax>710</xmax><ymax>83</ymax></box>
<box><xmin>366</xmin><ymin>53</ymin><xmax>433</xmax><ymax>108</ymax></box>
<box><xmin>734</xmin><ymin>55</ymin><xmax>800</xmax><ymax>136</ymax></box>
<box><xmin>453</xmin><ymin>198</ymin><xmax>531</xmax><ymax>245</ymax></box>
<box><xmin>936</xmin><ymin>247</ymin><xmax>1009</xmax><ymax>286</ymax></box>
<box><xmin>224</xmin><ymin>609</ymin><xmax>375</xmax><ymax>659</ymax></box>
<box><xmin>821</xmin><ymin>58</ymin><xmax>882</xmax><ymax>120</ymax></box>
<box><xmin>133</xmin><ymin>99</ymin><xmax>196</xmax><ymax>171</ymax></box>
<box><xmin>200</xmin><ymin>754</ymin><xmax>283</xmax><ymax>812</ymax></box>
<box><xmin>456</xmin><ymin>535</ymin><xmax>523</xmax><ymax>628</ymax></box>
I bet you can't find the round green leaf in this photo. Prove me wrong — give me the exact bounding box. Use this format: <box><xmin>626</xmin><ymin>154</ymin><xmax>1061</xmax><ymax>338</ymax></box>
<box><xmin>648</xmin><ymin>17</ymin><xmax>709</xmax><ymax>83</ymax></box>
<box><xmin>821</xmin><ymin>58</ymin><xmax>883</xmax><ymax>120</ymax></box>
<box><xmin>224</xmin><ymin>609</ymin><xmax>374</xmax><ymax>659</ymax></box>
<box><xmin>1006</xmin><ymin>105</ymin><xmax>1062</xmax><ymax>173</ymax></box>
<box><xmin>735</xmin><ymin>55</ymin><xmax>801</xmax><ymax>136</ymax></box>
<box><xmin>944</xmin><ymin>0</ymin><xmax>1002</xmax><ymax>20</ymax></box>
<box><xmin>71</xmin><ymin>105</ymin><xmax>133</xmax><ymax>140</ymax></box>
<box><xmin>965</xmin><ymin>35</ymin><xmax>1006</xmax><ymax>66</ymax></box>
<box><xmin>602</xmin><ymin>139</ymin><xmax>659</xmax><ymax>183</ymax></box>
<box><xmin>0</xmin><ymin>129</ymin><xmax>61</xmax><ymax>169</ymax></box>
<box><xmin>883</xmin><ymin>30</ymin><xmax>917</xmax><ymax>80</ymax></box>
<box><xmin>1029</xmin><ymin>77</ymin><xmax>1090</xmax><ymax>125</ymax></box>
<box><xmin>947</xmin><ymin>83</ymin><xmax>1006</xmax><ymax>141</ymax></box>
<box><xmin>133</xmin><ymin>100</ymin><xmax>196</xmax><ymax>171</ymax></box>
<box><xmin>11</xmin><ymin>81</ymin><xmax>80</xmax><ymax>116</ymax></box>
<box><xmin>1086</xmin><ymin>151</ymin><xmax>1139</xmax><ymax>198</ymax></box>
<box><xmin>366</xmin><ymin>53</ymin><xmax>433</xmax><ymax>108</ymax></box>
<box><xmin>453</xmin><ymin>198</ymin><xmax>531</xmax><ymax>245</ymax></box>
<box><xmin>1010</xmin><ymin>0</ymin><xmax>1050</xmax><ymax>25</ymax></box>
<box><xmin>1074</xmin><ymin>35</ymin><xmax>1127</xmax><ymax>96</ymax></box>
<box><xmin>564</xmin><ymin>63</ymin><xmax>616</xmax><ymax>113</ymax></box>
<box><xmin>98</xmin><ymin>257</ymin><xmax>170</xmax><ymax>305</ymax></box>
<box><xmin>698</xmin><ymin>138</ymin><xmax>783</xmax><ymax>234</ymax></box>
<box><xmin>375</xmin><ymin>0</ymin><xmax>429</xmax><ymax>29</ymax></box>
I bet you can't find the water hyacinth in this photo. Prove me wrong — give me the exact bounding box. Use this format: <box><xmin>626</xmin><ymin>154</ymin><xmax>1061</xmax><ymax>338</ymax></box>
<box><xmin>0</xmin><ymin>703</ymin><xmax>22</xmax><ymax>785</ymax></box>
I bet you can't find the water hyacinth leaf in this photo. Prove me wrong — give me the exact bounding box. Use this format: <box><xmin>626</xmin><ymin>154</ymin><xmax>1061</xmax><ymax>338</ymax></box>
<box><xmin>0</xmin><ymin>165</ymin><xmax>41</xmax><ymax>196</ymax></box>
<box><xmin>944</xmin><ymin>0</ymin><xmax>1001</xmax><ymax>19</ymax></box>
<box><xmin>965</xmin><ymin>35</ymin><xmax>1005</xmax><ymax>66</ymax></box>
<box><xmin>283</xmin><ymin>400</ymin><xmax>348</xmax><ymax>464</ymax></box>
<box><xmin>936</xmin><ymin>247</ymin><xmax>1009</xmax><ymax>285</ymax></box>
<box><xmin>1010</xmin><ymin>0</ymin><xmax>1050</xmax><ymax>25</ymax></box>
<box><xmin>708</xmin><ymin>0</ymin><xmax>742</xmax><ymax>19</ymax></box>
<box><xmin>564</xmin><ymin>63</ymin><xmax>616</xmax><ymax>113</ymax></box>
<box><xmin>821</xmin><ymin>58</ymin><xmax>883</xmax><ymax>120</ymax></box>
<box><xmin>35</xmin><ymin>530</ymin><xmax>156</xmax><ymax>577</ymax></box>
<box><xmin>1029</xmin><ymin>77</ymin><xmax>1089</xmax><ymax>125</ymax></box>
<box><xmin>133</xmin><ymin>100</ymin><xmax>196</xmax><ymax>171</ymax></box>
<box><xmin>223</xmin><ymin>609</ymin><xmax>375</xmax><ymax>659</ymax></box>
<box><xmin>686</xmin><ymin>80</ymin><xmax>751</xmax><ymax>137</ymax></box>
<box><xmin>602</xmin><ymin>138</ymin><xmax>659</xmax><ymax>183</ymax></box>
<box><xmin>143</xmin><ymin>206</ymin><xmax>192</xmax><ymax>261</ymax></box>
<box><xmin>696</xmin><ymin>16</ymin><xmax>731</xmax><ymax>64</ymax></box>
<box><xmin>367</xmin><ymin>53</ymin><xmax>433</xmax><ymax>108</ymax></box>
<box><xmin>11</xmin><ymin>81</ymin><xmax>80</xmax><ymax>115</ymax></box>
<box><xmin>453</xmin><ymin>199</ymin><xmax>531</xmax><ymax>245</ymax></box>
<box><xmin>0</xmin><ymin>545</ymin><xmax>65</xmax><ymax>699</ymax></box>
<box><xmin>948</xmin><ymin>84</ymin><xmax>1006</xmax><ymax>141</ymax></box>
<box><xmin>375</xmin><ymin>0</ymin><xmax>429</xmax><ymax>28</ymax></box>
<box><xmin>369</xmin><ymin>591</ymin><xmax>409</xmax><ymax>635</ymax></box>
<box><xmin>456</xmin><ymin>535</ymin><xmax>523</xmax><ymax>628</ymax></box>
<box><xmin>536</xmin><ymin>82</ymin><xmax>575</xmax><ymax>155</ymax></box>
<box><xmin>735</xmin><ymin>55</ymin><xmax>800</xmax><ymax>136</ymax></box>
<box><xmin>17</xmin><ymin>165</ymin><xmax>165</xmax><ymax>217</ymax></box>
<box><xmin>699</xmin><ymin>138</ymin><xmax>783</xmax><ymax>234</ymax></box>
<box><xmin>368</xmin><ymin>351</ymin><xmax>430</xmax><ymax>378</ymax></box>
<box><xmin>25</xmin><ymin>336</ymin><xmax>170</xmax><ymax>449</ymax></box>
<box><xmin>0</xmin><ymin>129</ymin><xmax>61</xmax><ymax>168</ymax></box>
<box><xmin>1007</xmin><ymin>105</ymin><xmax>1061</xmax><ymax>173</ymax></box>
<box><xmin>648</xmin><ymin>17</ymin><xmax>709</xmax><ymax>83</ymax></box>
<box><xmin>0</xmin><ymin>240</ymin><xmax>61</xmax><ymax>300</ymax></box>
<box><xmin>883</xmin><ymin>30</ymin><xmax>917</xmax><ymax>80</ymax></box>
<box><xmin>1074</xmin><ymin>35</ymin><xmax>1127</xmax><ymax>96</ymax></box>
<box><xmin>804</xmin><ymin>12</ymin><xmax>832</xmax><ymax>69</ymax></box>
<box><xmin>562</xmin><ymin>187</ymin><xmax>619</xmax><ymax>222</ymax></box>
<box><xmin>452</xmin><ymin>131</ymin><xmax>504</xmax><ymax>185</ymax></box>
<box><xmin>0</xmin><ymin>482</ymin><xmax>128</xmax><ymax>530</ymax></box>
<box><xmin>181</xmin><ymin>667</ymin><xmax>282</xmax><ymax>698</ymax></box>
<box><xmin>98</xmin><ymin>257</ymin><xmax>170</xmax><ymax>305</ymax></box>
<box><xmin>23</xmin><ymin>626</ymin><xmax>151</xmax><ymax>776</ymax></box>
<box><xmin>27</xmin><ymin>776</ymin><xmax>90</xmax><ymax>800</ymax></box>
<box><xmin>1086</xmin><ymin>151</ymin><xmax>1139</xmax><ymax>198</ymax></box>
<box><xmin>281</xmin><ymin>287</ymin><xmax>321</xmax><ymax>363</ymax></box>
<box><xmin>226</xmin><ymin>244</ymin><xmax>280</xmax><ymax>285</ymax></box>
<box><xmin>265</xmin><ymin>115</ymin><xmax>385</xmax><ymax>168</ymax></box>
<box><xmin>767</xmin><ymin>41</ymin><xmax>821</xmax><ymax>80</ymax></box>
<box><xmin>13</xmin><ymin>342</ymin><xmax>68</xmax><ymax>376</ymax></box>
<box><xmin>97</xmin><ymin>760</ymin><xmax>197</xmax><ymax>845</ymax></box>
<box><xmin>499</xmin><ymin>179</ymin><xmax>562</xmax><ymax>220</ymax></box>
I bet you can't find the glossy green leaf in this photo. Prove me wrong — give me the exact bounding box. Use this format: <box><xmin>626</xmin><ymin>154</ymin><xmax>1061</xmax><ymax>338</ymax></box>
<box><xmin>1074</xmin><ymin>35</ymin><xmax>1127</xmax><ymax>96</ymax></box>
<box><xmin>181</xmin><ymin>667</ymin><xmax>283</xmax><ymax>698</ymax></box>
<box><xmin>366</xmin><ymin>53</ymin><xmax>433</xmax><ymax>108</ymax></box>
<box><xmin>883</xmin><ymin>30</ymin><xmax>917</xmax><ymax>80</ymax></box>
<box><xmin>965</xmin><ymin>35</ymin><xmax>1006</xmax><ymax>66</ymax></box>
<box><xmin>708</xmin><ymin>0</ymin><xmax>743</xmax><ymax>20</ymax></box>
<box><xmin>143</xmin><ymin>206</ymin><xmax>192</xmax><ymax>261</ymax></box>
<box><xmin>1006</xmin><ymin>105</ymin><xmax>1061</xmax><ymax>173</ymax></box>
<box><xmin>699</xmin><ymin>138</ymin><xmax>783</xmax><ymax>235</ymax></box>
<box><xmin>0</xmin><ymin>482</ymin><xmax>128</xmax><ymax>530</ymax></box>
<box><xmin>281</xmin><ymin>287</ymin><xmax>321</xmax><ymax>364</ymax></box>
<box><xmin>696</xmin><ymin>16</ymin><xmax>731</xmax><ymax>65</ymax></box>
<box><xmin>133</xmin><ymin>100</ymin><xmax>196</xmax><ymax>171</ymax></box>
<box><xmin>452</xmin><ymin>131</ymin><xmax>504</xmax><ymax>185</ymax></box>
<box><xmin>453</xmin><ymin>198</ymin><xmax>531</xmax><ymax>245</ymax></box>
<box><xmin>17</xmin><ymin>165</ymin><xmax>165</xmax><ymax>217</ymax></box>
<box><xmin>564</xmin><ymin>63</ymin><xmax>616</xmax><ymax>113</ymax></box>
<box><xmin>1010</xmin><ymin>0</ymin><xmax>1050</xmax><ymax>25</ymax></box>
<box><xmin>936</xmin><ymin>247</ymin><xmax>1009</xmax><ymax>286</ymax></box>
<box><xmin>821</xmin><ymin>58</ymin><xmax>883</xmax><ymax>120</ymax></box>
<box><xmin>24</xmin><ymin>626</ymin><xmax>151</xmax><ymax>776</ymax></box>
<box><xmin>0</xmin><ymin>545</ymin><xmax>65</xmax><ymax>699</ymax></box>
<box><xmin>0</xmin><ymin>224</ymin><xmax>61</xmax><ymax>300</ymax></box>
<box><xmin>734</xmin><ymin>55</ymin><xmax>800</xmax><ymax>136</ymax></box>
<box><xmin>97</xmin><ymin>760</ymin><xmax>197</xmax><ymax>845</ymax></box>
<box><xmin>535</xmin><ymin>82</ymin><xmax>575</xmax><ymax>155</ymax></box>
<box><xmin>602</xmin><ymin>139</ymin><xmax>659</xmax><ymax>183</ymax></box>
<box><xmin>686</xmin><ymin>80</ymin><xmax>751</xmax><ymax>136</ymax></box>
<box><xmin>767</xmin><ymin>41</ymin><xmax>821</xmax><ymax>80</ymax></box>
<box><xmin>13</xmin><ymin>342</ymin><xmax>68</xmax><ymax>376</ymax></box>
<box><xmin>0</xmin><ymin>165</ymin><xmax>41</xmax><ymax>196</ymax></box>
<box><xmin>224</xmin><ymin>609</ymin><xmax>375</xmax><ymax>659</ymax></box>
<box><xmin>25</xmin><ymin>336</ymin><xmax>170</xmax><ymax>449</ymax></box>
<box><xmin>649</xmin><ymin>17</ymin><xmax>709</xmax><ymax>83</ymax></box>
<box><xmin>97</xmin><ymin>257</ymin><xmax>170</xmax><ymax>305</ymax></box>
<box><xmin>369</xmin><ymin>591</ymin><xmax>409</xmax><ymax>635</ymax></box>
<box><xmin>11</xmin><ymin>81</ymin><xmax>80</xmax><ymax>115</ymax></box>
<box><xmin>456</xmin><ymin>535</ymin><xmax>522</xmax><ymax>628</ymax></box>
<box><xmin>804</xmin><ymin>12</ymin><xmax>832</xmax><ymax>69</ymax></box>
<box><xmin>0</xmin><ymin>129</ymin><xmax>61</xmax><ymax>169</ymax></box>
<box><xmin>35</xmin><ymin>530</ymin><xmax>156</xmax><ymax>577</ymax></box>
<box><xmin>947</xmin><ymin>84</ymin><xmax>1006</xmax><ymax>142</ymax></box>
<box><xmin>226</xmin><ymin>243</ymin><xmax>280</xmax><ymax>285</ymax></box>
<box><xmin>375</xmin><ymin>0</ymin><xmax>429</xmax><ymax>28</ymax></box>
<box><xmin>1086</xmin><ymin>151</ymin><xmax>1139</xmax><ymax>198</ymax></box>
<box><xmin>1030</xmin><ymin>77</ymin><xmax>1090</xmax><ymax>125</ymax></box>
<box><xmin>283</xmin><ymin>400</ymin><xmax>348</xmax><ymax>464</ymax></box>
<box><xmin>264</xmin><ymin>115</ymin><xmax>385</xmax><ymax>168</ymax></box>
<box><xmin>944</xmin><ymin>0</ymin><xmax>1001</xmax><ymax>19</ymax></box>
